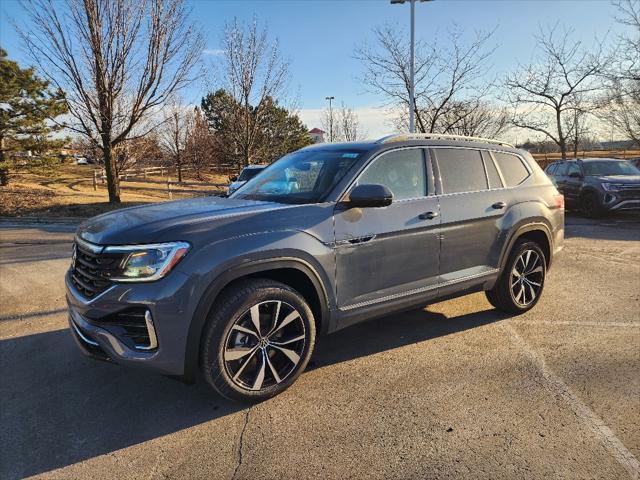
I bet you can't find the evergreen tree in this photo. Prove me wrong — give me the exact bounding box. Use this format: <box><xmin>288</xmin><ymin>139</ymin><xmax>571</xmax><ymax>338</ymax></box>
<box><xmin>0</xmin><ymin>48</ymin><xmax>67</xmax><ymax>164</ymax></box>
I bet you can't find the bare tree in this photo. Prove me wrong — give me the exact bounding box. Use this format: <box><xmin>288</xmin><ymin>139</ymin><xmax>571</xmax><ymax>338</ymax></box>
<box><xmin>215</xmin><ymin>18</ymin><xmax>289</xmax><ymax>167</ymax></box>
<box><xmin>440</xmin><ymin>100</ymin><xmax>509</xmax><ymax>138</ymax></box>
<box><xmin>159</xmin><ymin>98</ymin><xmax>192</xmax><ymax>182</ymax></box>
<box><xmin>355</xmin><ymin>24</ymin><xmax>497</xmax><ymax>134</ymax></box>
<box><xmin>322</xmin><ymin>102</ymin><xmax>363</xmax><ymax>142</ymax></box>
<box><xmin>19</xmin><ymin>0</ymin><xmax>203</xmax><ymax>202</ymax></box>
<box><xmin>505</xmin><ymin>26</ymin><xmax>606</xmax><ymax>159</ymax></box>
<box><xmin>598</xmin><ymin>0</ymin><xmax>640</xmax><ymax>145</ymax></box>
<box><xmin>185</xmin><ymin>106</ymin><xmax>215</xmax><ymax>179</ymax></box>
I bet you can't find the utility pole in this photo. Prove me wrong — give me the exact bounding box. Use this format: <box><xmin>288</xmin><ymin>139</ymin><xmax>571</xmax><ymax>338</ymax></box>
<box><xmin>391</xmin><ymin>0</ymin><xmax>433</xmax><ymax>134</ymax></box>
<box><xmin>325</xmin><ymin>96</ymin><xmax>335</xmax><ymax>142</ymax></box>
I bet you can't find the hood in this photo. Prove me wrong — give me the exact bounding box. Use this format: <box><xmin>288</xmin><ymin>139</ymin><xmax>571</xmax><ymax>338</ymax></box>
<box><xmin>590</xmin><ymin>175</ymin><xmax>640</xmax><ymax>184</ymax></box>
<box><xmin>77</xmin><ymin>196</ymin><xmax>287</xmax><ymax>245</ymax></box>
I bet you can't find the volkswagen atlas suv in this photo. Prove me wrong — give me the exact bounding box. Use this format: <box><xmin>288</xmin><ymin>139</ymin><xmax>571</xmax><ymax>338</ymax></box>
<box><xmin>66</xmin><ymin>134</ymin><xmax>565</xmax><ymax>402</ymax></box>
<box><xmin>545</xmin><ymin>158</ymin><xmax>640</xmax><ymax>217</ymax></box>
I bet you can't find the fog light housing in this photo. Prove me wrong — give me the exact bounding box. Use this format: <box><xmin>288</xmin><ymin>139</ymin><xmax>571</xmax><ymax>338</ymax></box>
<box><xmin>604</xmin><ymin>193</ymin><xmax>616</xmax><ymax>203</ymax></box>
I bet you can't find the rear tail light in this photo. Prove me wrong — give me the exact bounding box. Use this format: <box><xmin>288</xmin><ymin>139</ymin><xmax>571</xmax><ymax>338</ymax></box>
<box><xmin>554</xmin><ymin>194</ymin><xmax>565</xmax><ymax>210</ymax></box>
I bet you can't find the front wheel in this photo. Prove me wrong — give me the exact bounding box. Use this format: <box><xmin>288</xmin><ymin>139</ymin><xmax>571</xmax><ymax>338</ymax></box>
<box><xmin>486</xmin><ymin>240</ymin><xmax>546</xmax><ymax>314</ymax></box>
<box><xmin>201</xmin><ymin>279</ymin><xmax>316</xmax><ymax>403</ymax></box>
<box><xmin>581</xmin><ymin>192</ymin><xmax>603</xmax><ymax>218</ymax></box>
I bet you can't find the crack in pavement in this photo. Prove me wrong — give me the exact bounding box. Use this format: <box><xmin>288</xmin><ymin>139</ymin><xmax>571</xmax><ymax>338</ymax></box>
<box><xmin>503</xmin><ymin>324</ymin><xmax>640</xmax><ymax>480</ymax></box>
<box><xmin>231</xmin><ymin>407</ymin><xmax>252</xmax><ymax>480</ymax></box>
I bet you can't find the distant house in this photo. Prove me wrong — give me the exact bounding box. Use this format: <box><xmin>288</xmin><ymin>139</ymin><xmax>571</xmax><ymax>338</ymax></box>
<box><xmin>308</xmin><ymin>128</ymin><xmax>325</xmax><ymax>143</ymax></box>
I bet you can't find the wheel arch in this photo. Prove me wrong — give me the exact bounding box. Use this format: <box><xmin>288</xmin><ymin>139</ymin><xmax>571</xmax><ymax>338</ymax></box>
<box><xmin>183</xmin><ymin>257</ymin><xmax>330</xmax><ymax>380</ymax></box>
<box><xmin>499</xmin><ymin>222</ymin><xmax>553</xmax><ymax>273</ymax></box>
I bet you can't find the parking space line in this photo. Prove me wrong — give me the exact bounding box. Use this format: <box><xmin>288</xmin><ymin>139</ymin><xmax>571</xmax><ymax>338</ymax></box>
<box><xmin>513</xmin><ymin>320</ymin><xmax>640</xmax><ymax>328</ymax></box>
<box><xmin>503</xmin><ymin>324</ymin><xmax>640</xmax><ymax>480</ymax></box>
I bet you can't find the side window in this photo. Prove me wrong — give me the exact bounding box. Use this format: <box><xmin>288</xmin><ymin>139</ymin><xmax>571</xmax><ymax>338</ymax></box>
<box><xmin>493</xmin><ymin>152</ymin><xmax>530</xmax><ymax>187</ymax></box>
<box><xmin>481</xmin><ymin>151</ymin><xmax>503</xmax><ymax>189</ymax></box>
<box><xmin>566</xmin><ymin>163</ymin><xmax>581</xmax><ymax>177</ymax></box>
<box><xmin>555</xmin><ymin>163</ymin><xmax>568</xmax><ymax>176</ymax></box>
<box><xmin>546</xmin><ymin>164</ymin><xmax>557</xmax><ymax>174</ymax></box>
<box><xmin>357</xmin><ymin>148</ymin><xmax>426</xmax><ymax>201</ymax></box>
<box><xmin>436</xmin><ymin>148</ymin><xmax>488</xmax><ymax>194</ymax></box>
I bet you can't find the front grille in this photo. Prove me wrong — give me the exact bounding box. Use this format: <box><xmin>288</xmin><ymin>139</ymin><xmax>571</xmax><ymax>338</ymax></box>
<box><xmin>71</xmin><ymin>239</ymin><xmax>125</xmax><ymax>298</ymax></box>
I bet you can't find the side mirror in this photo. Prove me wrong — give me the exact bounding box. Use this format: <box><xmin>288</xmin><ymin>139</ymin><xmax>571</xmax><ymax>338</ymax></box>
<box><xmin>569</xmin><ymin>171</ymin><xmax>582</xmax><ymax>178</ymax></box>
<box><xmin>348</xmin><ymin>184</ymin><xmax>393</xmax><ymax>208</ymax></box>
<box><xmin>229</xmin><ymin>175</ymin><xmax>238</xmax><ymax>182</ymax></box>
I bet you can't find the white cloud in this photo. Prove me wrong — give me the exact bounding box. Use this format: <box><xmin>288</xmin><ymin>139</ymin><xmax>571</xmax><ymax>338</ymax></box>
<box><xmin>203</xmin><ymin>48</ymin><xmax>225</xmax><ymax>56</ymax></box>
<box><xmin>297</xmin><ymin>106</ymin><xmax>400</xmax><ymax>140</ymax></box>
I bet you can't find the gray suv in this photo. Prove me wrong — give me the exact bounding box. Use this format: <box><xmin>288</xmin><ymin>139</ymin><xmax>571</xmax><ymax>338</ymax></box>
<box><xmin>544</xmin><ymin>158</ymin><xmax>640</xmax><ymax>217</ymax></box>
<box><xmin>66</xmin><ymin>134</ymin><xmax>565</xmax><ymax>402</ymax></box>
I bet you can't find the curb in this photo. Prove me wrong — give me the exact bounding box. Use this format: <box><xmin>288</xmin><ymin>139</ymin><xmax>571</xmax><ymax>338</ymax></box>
<box><xmin>0</xmin><ymin>216</ymin><xmax>85</xmax><ymax>225</ymax></box>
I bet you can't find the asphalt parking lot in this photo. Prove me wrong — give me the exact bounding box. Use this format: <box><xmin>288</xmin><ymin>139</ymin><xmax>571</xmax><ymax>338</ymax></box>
<box><xmin>1</xmin><ymin>215</ymin><xmax>639</xmax><ymax>480</ymax></box>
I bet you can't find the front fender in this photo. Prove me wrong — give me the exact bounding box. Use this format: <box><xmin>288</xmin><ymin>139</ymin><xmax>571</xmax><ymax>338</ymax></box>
<box><xmin>178</xmin><ymin>230</ymin><xmax>336</xmax><ymax>380</ymax></box>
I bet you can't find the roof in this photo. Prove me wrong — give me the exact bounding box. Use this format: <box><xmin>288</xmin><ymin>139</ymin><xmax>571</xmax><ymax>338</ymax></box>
<box><xmin>555</xmin><ymin>158</ymin><xmax>629</xmax><ymax>163</ymax></box>
<box><xmin>308</xmin><ymin>128</ymin><xmax>325</xmax><ymax>134</ymax></box>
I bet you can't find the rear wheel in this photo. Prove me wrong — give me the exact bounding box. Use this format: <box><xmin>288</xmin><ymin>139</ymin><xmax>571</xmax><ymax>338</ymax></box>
<box><xmin>486</xmin><ymin>240</ymin><xmax>546</xmax><ymax>314</ymax></box>
<box><xmin>201</xmin><ymin>279</ymin><xmax>316</xmax><ymax>403</ymax></box>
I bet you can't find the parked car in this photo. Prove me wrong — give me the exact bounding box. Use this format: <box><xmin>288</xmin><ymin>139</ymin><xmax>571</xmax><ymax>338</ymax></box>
<box><xmin>66</xmin><ymin>133</ymin><xmax>564</xmax><ymax>402</ymax></box>
<box><xmin>75</xmin><ymin>158</ymin><xmax>89</xmax><ymax>165</ymax></box>
<box><xmin>628</xmin><ymin>157</ymin><xmax>640</xmax><ymax>170</ymax></box>
<box><xmin>544</xmin><ymin>158</ymin><xmax>640</xmax><ymax>217</ymax></box>
<box><xmin>227</xmin><ymin>164</ymin><xmax>267</xmax><ymax>195</ymax></box>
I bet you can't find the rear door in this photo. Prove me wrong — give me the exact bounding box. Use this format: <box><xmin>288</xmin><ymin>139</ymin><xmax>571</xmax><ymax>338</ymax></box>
<box><xmin>434</xmin><ymin>148</ymin><xmax>523</xmax><ymax>285</ymax></box>
<box><xmin>553</xmin><ymin>162</ymin><xmax>569</xmax><ymax>196</ymax></box>
<box><xmin>333</xmin><ymin>147</ymin><xmax>440</xmax><ymax>310</ymax></box>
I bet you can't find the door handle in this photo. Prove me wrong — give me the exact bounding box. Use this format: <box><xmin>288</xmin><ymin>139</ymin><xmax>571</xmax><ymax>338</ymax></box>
<box><xmin>492</xmin><ymin>201</ymin><xmax>506</xmax><ymax>209</ymax></box>
<box><xmin>419</xmin><ymin>211</ymin><xmax>439</xmax><ymax>220</ymax></box>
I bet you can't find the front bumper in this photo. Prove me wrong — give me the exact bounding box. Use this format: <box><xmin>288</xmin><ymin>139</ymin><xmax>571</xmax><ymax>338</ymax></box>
<box><xmin>65</xmin><ymin>269</ymin><xmax>193</xmax><ymax>376</ymax></box>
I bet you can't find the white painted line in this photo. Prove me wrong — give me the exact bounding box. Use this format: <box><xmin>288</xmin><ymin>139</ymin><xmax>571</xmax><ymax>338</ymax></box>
<box><xmin>503</xmin><ymin>324</ymin><xmax>640</xmax><ymax>480</ymax></box>
<box><xmin>514</xmin><ymin>320</ymin><xmax>640</xmax><ymax>328</ymax></box>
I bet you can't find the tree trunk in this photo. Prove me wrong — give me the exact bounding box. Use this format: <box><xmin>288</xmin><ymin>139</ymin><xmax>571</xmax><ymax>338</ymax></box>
<box><xmin>103</xmin><ymin>143</ymin><xmax>121</xmax><ymax>203</ymax></box>
<box><xmin>556</xmin><ymin>109</ymin><xmax>567</xmax><ymax>160</ymax></box>
<box><xmin>177</xmin><ymin>154</ymin><xmax>183</xmax><ymax>183</ymax></box>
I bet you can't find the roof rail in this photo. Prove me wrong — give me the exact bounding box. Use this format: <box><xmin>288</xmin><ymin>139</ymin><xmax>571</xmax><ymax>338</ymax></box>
<box><xmin>376</xmin><ymin>133</ymin><xmax>514</xmax><ymax>148</ymax></box>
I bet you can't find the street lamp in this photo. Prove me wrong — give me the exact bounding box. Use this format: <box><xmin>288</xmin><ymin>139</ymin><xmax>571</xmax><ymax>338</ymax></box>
<box><xmin>325</xmin><ymin>96</ymin><xmax>335</xmax><ymax>142</ymax></box>
<box><xmin>390</xmin><ymin>0</ymin><xmax>433</xmax><ymax>134</ymax></box>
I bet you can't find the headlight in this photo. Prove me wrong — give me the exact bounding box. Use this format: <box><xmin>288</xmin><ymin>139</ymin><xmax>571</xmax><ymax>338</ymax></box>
<box><xmin>106</xmin><ymin>242</ymin><xmax>190</xmax><ymax>282</ymax></box>
<box><xmin>602</xmin><ymin>183</ymin><xmax>620</xmax><ymax>192</ymax></box>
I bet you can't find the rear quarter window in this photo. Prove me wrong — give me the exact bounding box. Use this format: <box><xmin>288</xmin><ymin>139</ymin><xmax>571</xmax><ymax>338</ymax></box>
<box><xmin>493</xmin><ymin>152</ymin><xmax>530</xmax><ymax>187</ymax></box>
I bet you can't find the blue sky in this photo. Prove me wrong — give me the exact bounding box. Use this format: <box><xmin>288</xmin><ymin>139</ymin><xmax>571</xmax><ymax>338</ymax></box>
<box><xmin>0</xmin><ymin>0</ymin><xmax>625</xmax><ymax>138</ymax></box>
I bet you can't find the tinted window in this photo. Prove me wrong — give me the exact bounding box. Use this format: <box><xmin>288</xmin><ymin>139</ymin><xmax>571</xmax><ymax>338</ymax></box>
<box><xmin>358</xmin><ymin>148</ymin><xmax>426</xmax><ymax>200</ymax></box>
<box><xmin>436</xmin><ymin>148</ymin><xmax>488</xmax><ymax>194</ymax></box>
<box><xmin>481</xmin><ymin>151</ymin><xmax>503</xmax><ymax>188</ymax></box>
<box><xmin>546</xmin><ymin>164</ymin><xmax>557</xmax><ymax>174</ymax></box>
<box><xmin>555</xmin><ymin>163</ymin><xmax>568</xmax><ymax>176</ymax></box>
<box><xmin>566</xmin><ymin>163</ymin><xmax>581</xmax><ymax>177</ymax></box>
<box><xmin>493</xmin><ymin>152</ymin><xmax>529</xmax><ymax>187</ymax></box>
<box><xmin>582</xmin><ymin>160</ymin><xmax>640</xmax><ymax>176</ymax></box>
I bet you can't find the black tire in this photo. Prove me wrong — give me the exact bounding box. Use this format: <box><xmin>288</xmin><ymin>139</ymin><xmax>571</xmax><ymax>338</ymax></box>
<box><xmin>201</xmin><ymin>278</ymin><xmax>316</xmax><ymax>403</ymax></box>
<box><xmin>581</xmin><ymin>192</ymin><xmax>602</xmax><ymax>218</ymax></box>
<box><xmin>485</xmin><ymin>240</ymin><xmax>546</xmax><ymax>314</ymax></box>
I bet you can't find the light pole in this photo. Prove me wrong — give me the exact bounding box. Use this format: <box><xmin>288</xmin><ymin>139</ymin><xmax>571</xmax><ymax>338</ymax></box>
<box><xmin>391</xmin><ymin>0</ymin><xmax>432</xmax><ymax>134</ymax></box>
<box><xmin>325</xmin><ymin>96</ymin><xmax>335</xmax><ymax>142</ymax></box>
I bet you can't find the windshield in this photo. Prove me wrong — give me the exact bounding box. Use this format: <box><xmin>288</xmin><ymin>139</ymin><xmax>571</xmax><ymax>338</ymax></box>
<box><xmin>238</xmin><ymin>167</ymin><xmax>264</xmax><ymax>182</ymax></box>
<box><xmin>230</xmin><ymin>149</ymin><xmax>364</xmax><ymax>204</ymax></box>
<box><xmin>582</xmin><ymin>161</ymin><xmax>640</xmax><ymax>176</ymax></box>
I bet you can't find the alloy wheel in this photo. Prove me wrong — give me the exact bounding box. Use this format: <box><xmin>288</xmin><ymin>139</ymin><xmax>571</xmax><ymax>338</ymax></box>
<box><xmin>223</xmin><ymin>301</ymin><xmax>306</xmax><ymax>391</ymax></box>
<box><xmin>509</xmin><ymin>249</ymin><xmax>544</xmax><ymax>307</ymax></box>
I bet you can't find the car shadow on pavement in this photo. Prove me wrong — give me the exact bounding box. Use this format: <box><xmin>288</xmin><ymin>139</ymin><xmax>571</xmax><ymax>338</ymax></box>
<box><xmin>0</xmin><ymin>306</ymin><xmax>506</xmax><ymax>479</ymax></box>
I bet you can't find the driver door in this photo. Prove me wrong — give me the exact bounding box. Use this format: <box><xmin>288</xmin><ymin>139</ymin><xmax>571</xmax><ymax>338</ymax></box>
<box><xmin>333</xmin><ymin>148</ymin><xmax>440</xmax><ymax>310</ymax></box>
